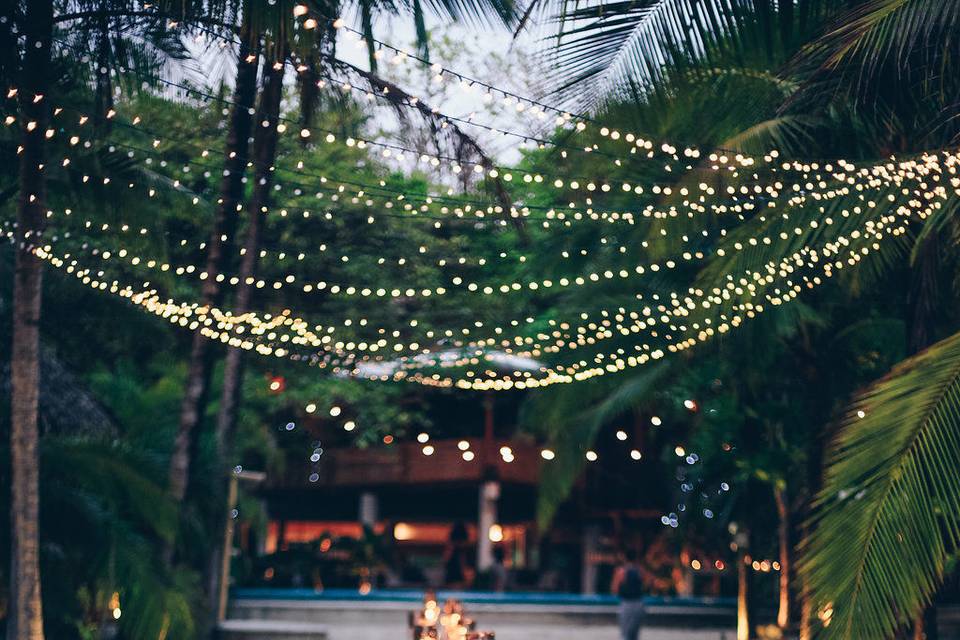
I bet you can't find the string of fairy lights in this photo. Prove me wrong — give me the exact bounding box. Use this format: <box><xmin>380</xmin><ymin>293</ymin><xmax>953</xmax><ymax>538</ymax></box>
<box><xmin>37</xmin><ymin>138</ymin><xmax>936</xmax><ymax>324</ymax></box>
<box><xmin>1</xmin><ymin>105</ymin><xmax>908</xmax><ymax>320</ymax></box>
<box><xmin>11</xmin><ymin>97</ymin><xmax>941</xmax><ymax>310</ymax></box>
<box><xmin>27</xmin><ymin>170</ymin><xmax>939</xmax><ymax>395</ymax></box>
<box><xmin>33</xmin><ymin>132</ymin><xmax>940</xmax><ymax>348</ymax></box>
<box><xmin>21</xmin><ymin>94</ymin><xmax>765</xmax><ymax>227</ymax></box>
<box><xmin>6</xmin><ymin>3</ymin><xmax>958</xmax><ymax>405</ymax></box>
<box><xmin>26</xmin><ymin>152</ymin><xmax>920</xmax><ymax>364</ymax></box>
<box><xmin>34</xmin><ymin>178</ymin><xmax>902</xmax><ymax>366</ymax></box>
<box><xmin>78</xmin><ymin>17</ymin><xmax>766</xmax><ymax>175</ymax></box>
<box><xmin>52</xmin><ymin>6</ymin><xmax>937</xmax><ymax>181</ymax></box>
<box><xmin>18</xmin><ymin>43</ymin><xmax>919</xmax><ymax>225</ymax></box>
<box><xmin>23</xmin><ymin>85</ymin><xmax>842</xmax><ymax>231</ymax></box>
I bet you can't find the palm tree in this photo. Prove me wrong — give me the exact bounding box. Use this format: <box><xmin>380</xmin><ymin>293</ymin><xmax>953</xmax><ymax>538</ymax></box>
<box><xmin>9</xmin><ymin>2</ymin><xmax>55</xmax><ymax>638</ymax></box>
<box><xmin>205</xmin><ymin>27</ymin><xmax>287</xmax><ymax>618</ymax></box>
<box><xmin>169</xmin><ymin>0</ymin><xmax>521</xmax><ymax>512</ymax></box>
<box><xmin>212</xmin><ymin>17</ymin><xmax>287</xmax><ymax>479</ymax></box>
<box><xmin>515</xmin><ymin>2</ymin><xmax>960</xmax><ymax>638</ymax></box>
<box><xmin>167</xmin><ymin>0</ymin><xmax>261</xmax><ymax>506</ymax></box>
<box><xmin>800</xmin><ymin>331</ymin><xmax>960</xmax><ymax>640</ymax></box>
<box><xmin>5</xmin><ymin>3</ymin><xmax>241</xmax><ymax>635</ymax></box>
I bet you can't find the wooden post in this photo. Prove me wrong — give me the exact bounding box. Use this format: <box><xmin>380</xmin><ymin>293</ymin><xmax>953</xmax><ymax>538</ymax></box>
<box><xmin>738</xmin><ymin>554</ymin><xmax>749</xmax><ymax>640</ymax></box>
<box><xmin>217</xmin><ymin>472</ymin><xmax>239</xmax><ymax>623</ymax></box>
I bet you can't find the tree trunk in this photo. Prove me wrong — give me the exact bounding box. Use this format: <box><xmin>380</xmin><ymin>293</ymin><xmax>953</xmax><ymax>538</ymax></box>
<box><xmin>737</xmin><ymin>551</ymin><xmax>749</xmax><ymax>640</ymax></box>
<box><xmin>907</xmin><ymin>234</ymin><xmax>939</xmax><ymax>356</ymax></box>
<box><xmin>207</xmin><ymin>41</ymin><xmax>287</xmax><ymax>616</ymax></box>
<box><xmin>213</xmin><ymin>50</ymin><xmax>286</xmax><ymax>463</ymax></box>
<box><xmin>774</xmin><ymin>484</ymin><xmax>790</xmax><ymax>630</ymax></box>
<box><xmin>798</xmin><ymin>520</ymin><xmax>813</xmax><ymax>640</ymax></box>
<box><xmin>8</xmin><ymin>1</ymin><xmax>53</xmax><ymax>638</ymax></box>
<box><xmin>799</xmin><ymin>589</ymin><xmax>812</xmax><ymax>640</ymax></box>
<box><xmin>167</xmin><ymin>11</ymin><xmax>260</xmax><ymax>505</ymax></box>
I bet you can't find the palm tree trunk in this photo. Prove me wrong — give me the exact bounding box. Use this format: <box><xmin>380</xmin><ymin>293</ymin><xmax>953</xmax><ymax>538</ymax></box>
<box><xmin>214</xmin><ymin>43</ymin><xmax>286</xmax><ymax>470</ymax></box>
<box><xmin>737</xmin><ymin>551</ymin><xmax>749</xmax><ymax>640</ymax></box>
<box><xmin>167</xmin><ymin>10</ymin><xmax>260</xmax><ymax>505</ymax></box>
<box><xmin>8</xmin><ymin>2</ymin><xmax>53</xmax><ymax>639</ymax></box>
<box><xmin>907</xmin><ymin>235</ymin><xmax>939</xmax><ymax>356</ymax></box>
<box><xmin>798</xmin><ymin>518</ymin><xmax>813</xmax><ymax>640</ymax></box>
<box><xmin>774</xmin><ymin>484</ymin><xmax>790</xmax><ymax>629</ymax></box>
<box><xmin>799</xmin><ymin>589</ymin><xmax>812</xmax><ymax>640</ymax></box>
<box><xmin>208</xmin><ymin>42</ymin><xmax>287</xmax><ymax>616</ymax></box>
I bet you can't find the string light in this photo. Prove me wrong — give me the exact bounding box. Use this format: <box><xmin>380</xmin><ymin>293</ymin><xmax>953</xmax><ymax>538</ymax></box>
<box><xmin>37</xmin><ymin>151</ymin><xmax>928</xmax><ymax>350</ymax></box>
<box><xmin>13</xmin><ymin>86</ymin><xmax>914</xmax><ymax>230</ymax></box>
<box><xmin>36</xmin><ymin>98</ymin><xmax>948</xmax><ymax>233</ymax></box>
<box><xmin>30</xmin><ymin>104</ymin><xmax>780</xmax><ymax>227</ymax></box>
<box><xmin>32</xmin><ymin>170</ymin><xmax>935</xmax><ymax>391</ymax></box>
<box><xmin>11</xmin><ymin>83</ymin><xmax>953</xmax><ymax>394</ymax></box>
<box><xmin>39</xmin><ymin>190</ymin><xmax>900</xmax><ymax>382</ymax></box>
<box><xmin>53</xmin><ymin>22</ymin><xmax>778</xmax><ymax>178</ymax></box>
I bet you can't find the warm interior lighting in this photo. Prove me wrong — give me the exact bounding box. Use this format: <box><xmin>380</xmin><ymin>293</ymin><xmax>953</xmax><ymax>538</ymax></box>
<box><xmin>394</xmin><ymin>522</ymin><xmax>414</xmax><ymax>540</ymax></box>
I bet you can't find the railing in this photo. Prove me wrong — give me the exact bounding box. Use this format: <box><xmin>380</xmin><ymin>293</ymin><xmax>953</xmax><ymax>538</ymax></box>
<box><xmin>272</xmin><ymin>438</ymin><xmax>542</xmax><ymax>487</ymax></box>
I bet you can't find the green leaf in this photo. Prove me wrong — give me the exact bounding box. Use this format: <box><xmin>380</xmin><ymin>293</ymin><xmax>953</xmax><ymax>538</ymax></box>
<box><xmin>800</xmin><ymin>329</ymin><xmax>960</xmax><ymax>639</ymax></box>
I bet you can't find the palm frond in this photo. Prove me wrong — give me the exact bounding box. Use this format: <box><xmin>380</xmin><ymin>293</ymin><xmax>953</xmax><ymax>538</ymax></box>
<box><xmin>546</xmin><ymin>0</ymin><xmax>702</xmax><ymax>109</ymax></box>
<box><xmin>542</xmin><ymin>0</ymin><xmax>829</xmax><ymax>112</ymax></box>
<box><xmin>803</xmin><ymin>0</ymin><xmax>960</xmax><ymax>80</ymax></box>
<box><xmin>800</xmin><ymin>329</ymin><xmax>960</xmax><ymax>640</ymax></box>
<box><xmin>719</xmin><ymin>114</ymin><xmax>817</xmax><ymax>155</ymax></box>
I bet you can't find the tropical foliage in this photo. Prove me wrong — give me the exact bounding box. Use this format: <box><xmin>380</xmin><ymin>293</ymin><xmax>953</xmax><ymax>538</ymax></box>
<box><xmin>4</xmin><ymin>0</ymin><xmax>960</xmax><ymax>639</ymax></box>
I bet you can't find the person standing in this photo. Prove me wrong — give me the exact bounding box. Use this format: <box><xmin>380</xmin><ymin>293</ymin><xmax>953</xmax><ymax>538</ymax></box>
<box><xmin>490</xmin><ymin>546</ymin><xmax>508</xmax><ymax>592</ymax></box>
<box><xmin>611</xmin><ymin>549</ymin><xmax>646</xmax><ymax>640</ymax></box>
<box><xmin>444</xmin><ymin>521</ymin><xmax>470</xmax><ymax>588</ymax></box>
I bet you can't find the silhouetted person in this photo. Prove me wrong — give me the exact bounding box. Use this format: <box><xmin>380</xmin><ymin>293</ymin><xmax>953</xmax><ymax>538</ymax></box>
<box><xmin>445</xmin><ymin>521</ymin><xmax>470</xmax><ymax>587</ymax></box>
<box><xmin>611</xmin><ymin>549</ymin><xmax>645</xmax><ymax>640</ymax></box>
<box><xmin>490</xmin><ymin>546</ymin><xmax>508</xmax><ymax>592</ymax></box>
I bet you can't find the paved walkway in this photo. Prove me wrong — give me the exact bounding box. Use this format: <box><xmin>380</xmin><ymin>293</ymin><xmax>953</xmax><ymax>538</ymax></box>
<box><xmin>224</xmin><ymin>596</ymin><xmax>737</xmax><ymax>640</ymax></box>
